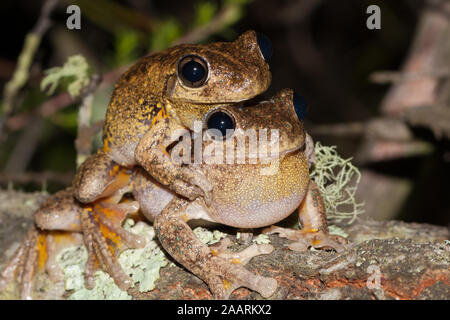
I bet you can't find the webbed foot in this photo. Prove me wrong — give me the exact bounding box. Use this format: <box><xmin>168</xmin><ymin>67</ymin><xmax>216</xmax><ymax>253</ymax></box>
<box><xmin>264</xmin><ymin>226</ymin><xmax>348</xmax><ymax>252</ymax></box>
<box><xmin>0</xmin><ymin>226</ymin><xmax>82</xmax><ymax>299</ymax></box>
<box><xmin>210</xmin><ymin>237</ymin><xmax>274</xmax><ymax>265</ymax></box>
<box><xmin>80</xmin><ymin>199</ymin><xmax>146</xmax><ymax>290</ymax></box>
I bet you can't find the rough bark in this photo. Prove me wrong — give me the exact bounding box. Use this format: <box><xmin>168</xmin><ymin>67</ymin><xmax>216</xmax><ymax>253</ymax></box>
<box><xmin>0</xmin><ymin>190</ymin><xmax>448</xmax><ymax>300</ymax></box>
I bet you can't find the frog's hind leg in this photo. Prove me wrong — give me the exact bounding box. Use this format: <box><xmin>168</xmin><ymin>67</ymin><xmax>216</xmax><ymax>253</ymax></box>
<box><xmin>77</xmin><ymin>169</ymin><xmax>146</xmax><ymax>291</ymax></box>
<box><xmin>154</xmin><ymin>198</ymin><xmax>277</xmax><ymax>299</ymax></box>
<box><xmin>264</xmin><ymin>180</ymin><xmax>348</xmax><ymax>252</ymax></box>
<box><xmin>79</xmin><ymin>198</ymin><xmax>146</xmax><ymax>291</ymax></box>
<box><xmin>0</xmin><ymin>187</ymin><xmax>84</xmax><ymax>299</ymax></box>
<box><xmin>72</xmin><ymin>149</ymin><xmax>123</xmax><ymax>203</ymax></box>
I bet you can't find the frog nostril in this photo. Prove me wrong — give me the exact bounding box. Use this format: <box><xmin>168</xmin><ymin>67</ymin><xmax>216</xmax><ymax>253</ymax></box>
<box><xmin>256</xmin><ymin>33</ymin><xmax>272</xmax><ymax>61</ymax></box>
<box><xmin>293</xmin><ymin>92</ymin><xmax>307</xmax><ymax>121</ymax></box>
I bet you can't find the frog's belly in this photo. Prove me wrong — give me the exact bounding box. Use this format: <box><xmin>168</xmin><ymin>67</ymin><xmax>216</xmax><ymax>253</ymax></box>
<box><xmin>202</xmin><ymin>150</ymin><xmax>309</xmax><ymax>228</ymax></box>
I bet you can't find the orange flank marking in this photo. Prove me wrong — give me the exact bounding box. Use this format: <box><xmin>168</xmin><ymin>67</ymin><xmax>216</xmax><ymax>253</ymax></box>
<box><xmin>211</xmin><ymin>249</ymin><xmax>218</xmax><ymax>256</ymax></box>
<box><xmin>231</xmin><ymin>258</ymin><xmax>241</xmax><ymax>264</ymax></box>
<box><xmin>304</xmin><ymin>228</ymin><xmax>319</xmax><ymax>233</ymax></box>
<box><xmin>312</xmin><ymin>238</ymin><xmax>322</xmax><ymax>246</ymax></box>
<box><xmin>109</xmin><ymin>165</ymin><xmax>120</xmax><ymax>177</ymax></box>
<box><xmin>223</xmin><ymin>279</ymin><xmax>231</xmax><ymax>290</ymax></box>
<box><xmin>93</xmin><ymin>203</ymin><xmax>127</xmax><ymax>225</ymax></box>
<box><xmin>102</xmin><ymin>170</ymin><xmax>131</xmax><ymax>199</ymax></box>
<box><xmin>37</xmin><ymin>234</ymin><xmax>48</xmax><ymax>272</ymax></box>
<box><xmin>151</xmin><ymin>105</ymin><xmax>169</xmax><ymax>126</ymax></box>
<box><xmin>102</xmin><ymin>139</ymin><xmax>110</xmax><ymax>153</ymax></box>
<box><xmin>181</xmin><ymin>214</ymin><xmax>189</xmax><ymax>222</ymax></box>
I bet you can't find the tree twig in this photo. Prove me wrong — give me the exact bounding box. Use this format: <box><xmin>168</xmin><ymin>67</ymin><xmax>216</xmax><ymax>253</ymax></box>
<box><xmin>0</xmin><ymin>0</ymin><xmax>59</xmax><ymax>138</ymax></box>
<box><xmin>0</xmin><ymin>171</ymin><xmax>74</xmax><ymax>186</ymax></box>
<box><xmin>5</xmin><ymin>1</ymin><xmax>245</xmax><ymax>134</ymax></box>
<box><xmin>75</xmin><ymin>74</ymin><xmax>102</xmax><ymax>167</ymax></box>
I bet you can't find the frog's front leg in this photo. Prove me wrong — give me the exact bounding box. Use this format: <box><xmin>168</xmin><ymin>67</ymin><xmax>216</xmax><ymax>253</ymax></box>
<box><xmin>154</xmin><ymin>198</ymin><xmax>277</xmax><ymax>299</ymax></box>
<box><xmin>135</xmin><ymin>119</ymin><xmax>212</xmax><ymax>204</ymax></box>
<box><xmin>264</xmin><ymin>180</ymin><xmax>348</xmax><ymax>252</ymax></box>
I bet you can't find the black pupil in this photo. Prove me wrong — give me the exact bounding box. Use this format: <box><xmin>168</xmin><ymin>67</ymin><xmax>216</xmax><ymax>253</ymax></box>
<box><xmin>293</xmin><ymin>92</ymin><xmax>307</xmax><ymax>120</ymax></box>
<box><xmin>181</xmin><ymin>59</ymin><xmax>206</xmax><ymax>83</ymax></box>
<box><xmin>256</xmin><ymin>33</ymin><xmax>272</xmax><ymax>61</ymax></box>
<box><xmin>207</xmin><ymin>111</ymin><xmax>234</xmax><ymax>137</ymax></box>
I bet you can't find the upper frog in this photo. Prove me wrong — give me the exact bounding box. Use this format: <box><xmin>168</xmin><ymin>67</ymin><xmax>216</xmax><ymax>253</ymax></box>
<box><xmin>104</xmin><ymin>30</ymin><xmax>271</xmax><ymax>161</ymax></box>
<box><xmin>73</xmin><ymin>30</ymin><xmax>272</xmax><ymax>205</ymax></box>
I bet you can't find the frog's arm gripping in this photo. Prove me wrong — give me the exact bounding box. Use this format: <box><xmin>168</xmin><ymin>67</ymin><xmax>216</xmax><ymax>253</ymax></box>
<box><xmin>135</xmin><ymin>119</ymin><xmax>212</xmax><ymax>204</ymax></box>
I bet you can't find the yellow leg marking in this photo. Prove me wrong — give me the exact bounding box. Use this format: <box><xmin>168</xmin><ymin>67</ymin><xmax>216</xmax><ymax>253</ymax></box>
<box><xmin>211</xmin><ymin>249</ymin><xmax>218</xmax><ymax>256</ymax></box>
<box><xmin>223</xmin><ymin>279</ymin><xmax>231</xmax><ymax>290</ymax></box>
<box><xmin>102</xmin><ymin>139</ymin><xmax>110</xmax><ymax>153</ymax></box>
<box><xmin>37</xmin><ymin>234</ymin><xmax>48</xmax><ymax>272</ymax></box>
<box><xmin>312</xmin><ymin>239</ymin><xmax>322</xmax><ymax>246</ymax></box>
<box><xmin>92</xmin><ymin>210</ymin><xmax>123</xmax><ymax>254</ymax></box>
<box><xmin>231</xmin><ymin>258</ymin><xmax>241</xmax><ymax>264</ymax></box>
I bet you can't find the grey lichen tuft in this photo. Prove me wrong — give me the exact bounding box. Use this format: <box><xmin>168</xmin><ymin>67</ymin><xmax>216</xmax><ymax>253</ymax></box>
<box><xmin>40</xmin><ymin>55</ymin><xmax>91</xmax><ymax>98</ymax></box>
<box><xmin>310</xmin><ymin>142</ymin><xmax>364</xmax><ymax>224</ymax></box>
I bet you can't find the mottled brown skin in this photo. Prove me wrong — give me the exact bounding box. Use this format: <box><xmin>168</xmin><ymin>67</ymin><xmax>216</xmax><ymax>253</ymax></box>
<box><xmin>134</xmin><ymin>89</ymin><xmax>347</xmax><ymax>298</ymax></box>
<box><xmin>73</xmin><ymin>30</ymin><xmax>271</xmax><ymax>204</ymax></box>
<box><xmin>1</xmin><ymin>31</ymin><xmax>273</xmax><ymax>299</ymax></box>
<box><xmin>0</xmin><ymin>89</ymin><xmax>346</xmax><ymax>299</ymax></box>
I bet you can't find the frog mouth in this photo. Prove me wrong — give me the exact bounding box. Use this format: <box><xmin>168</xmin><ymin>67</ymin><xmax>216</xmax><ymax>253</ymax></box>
<box><xmin>250</xmin><ymin>145</ymin><xmax>303</xmax><ymax>163</ymax></box>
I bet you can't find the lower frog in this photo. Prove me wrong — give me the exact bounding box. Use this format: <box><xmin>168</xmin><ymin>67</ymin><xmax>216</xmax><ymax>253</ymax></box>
<box><xmin>128</xmin><ymin>88</ymin><xmax>348</xmax><ymax>298</ymax></box>
<box><xmin>0</xmin><ymin>89</ymin><xmax>346</xmax><ymax>299</ymax></box>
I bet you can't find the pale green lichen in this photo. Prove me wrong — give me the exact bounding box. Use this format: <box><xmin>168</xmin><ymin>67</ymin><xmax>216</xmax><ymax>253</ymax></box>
<box><xmin>328</xmin><ymin>225</ymin><xmax>348</xmax><ymax>239</ymax></box>
<box><xmin>56</xmin><ymin>219</ymin><xmax>169</xmax><ymax>300</ymax></box>
<box><xmin>252</xmin><ymin>234</ymin><xmax>271</xmax><ymax>244</ymax></box>
<box><xmin>310</xmin><ymin>142</ymin><xmax>364</xmax><ymax>224</ymax></box>
<box><xmin>41</xmin><ymin>55</ymin><xmax>91</xmax><ymax>98</ymax></box>
<box><xmin>193</xmin><ymin>227</ymin><xmax>227</xmax><ymax>245</ymax></box>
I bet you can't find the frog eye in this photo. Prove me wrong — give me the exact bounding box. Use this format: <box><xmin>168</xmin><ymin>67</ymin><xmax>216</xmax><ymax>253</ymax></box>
<box><xmin>256</xmin><ymin>33</ymin><xmax>272</xmax><ymax>61</ymax></box>
<box><xmin>206</xmin><ymin>110</ymin><xmax>235</xmax><ymax>139</ymax></box>
<box><xmin>293</xmin><ymin>92</ymin><xmax>307</xmax><ymax>121</ymax></box>
<box><xmin>178</xmin><ymin>55</ymin><xmax>209</xmax><ymax>88</ymax></box>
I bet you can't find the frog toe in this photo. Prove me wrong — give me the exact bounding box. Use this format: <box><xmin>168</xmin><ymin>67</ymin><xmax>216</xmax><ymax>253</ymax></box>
<box><xmin>210</xmin><ymin>237</ymin><xmax>274</xmax><ymax>265</ymax></box>
<box><xmin>264</xmin><ymin>226</ymin><xmax>348</xmax><ymax>253</ymax></box>
<box><xmin>207</xmin><ymin>259</ymin><xmax>277</xmax><ymax>299</ymax></box>
<box><xmin>0</xmin><ymin>226</ymin><xmax>81</xmax><ymax>299</ymax></box>
<box><xmin>79</xmin><ymin>201</ymin><xmax>146</xmax><ymax>291</ymax></box>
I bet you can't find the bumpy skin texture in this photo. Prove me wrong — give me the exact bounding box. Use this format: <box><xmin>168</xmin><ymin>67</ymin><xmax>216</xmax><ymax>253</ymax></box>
<box><xmin>135</xmin><ymin>89</ymin><xmax>347</xmax><ymax>298</ymax></box>
<box><xmin>73</xmin><ymin>30</ymin><xmax>271</xmax><ymax>204</ymax></box>
<box><xmin>0</xmin><ymin>89</ymin><xmax>347</xmax><ymax>299</ymax></box>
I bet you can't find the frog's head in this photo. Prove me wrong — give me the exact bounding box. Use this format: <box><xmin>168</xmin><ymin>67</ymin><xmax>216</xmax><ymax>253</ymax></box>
<box><xmin>201</xmin><ymin>88</ymin><xmax>308</xmax><ymax>163</ymax></box>
<box><xmin>197</xmin><ymin>89</ymin><xmax>311</xmax><ymax>228</ymax></box>
<box><xmin>165</xmin><ymin>30</ymin><xmax>272</xmax><ymax>105</ymax></box>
